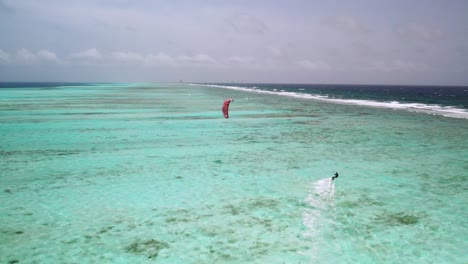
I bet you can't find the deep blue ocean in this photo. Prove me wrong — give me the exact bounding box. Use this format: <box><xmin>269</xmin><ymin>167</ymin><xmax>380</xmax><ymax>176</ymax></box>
<box><xmin>200</xmin><ymin>83</ymin><xmax>468</xmax><ymax>119</ymax></box>
<box><xmin>2</xmin><ymin>82</ymin><xmax>467</xmax><ymax>115</ymax></box>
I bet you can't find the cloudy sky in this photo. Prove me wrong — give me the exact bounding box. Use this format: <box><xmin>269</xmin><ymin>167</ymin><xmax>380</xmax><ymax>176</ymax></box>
<box><xmin>1</xmin><ymin>0</ymin><xmax>467</xmax><ymax>85</ymax></box>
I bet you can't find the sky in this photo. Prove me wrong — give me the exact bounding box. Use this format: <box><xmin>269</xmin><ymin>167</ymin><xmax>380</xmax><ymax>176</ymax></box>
<box><xmin>0</xmin><ymin>0</ymin><xmax>467</xmax><ymax>85</ymax></box>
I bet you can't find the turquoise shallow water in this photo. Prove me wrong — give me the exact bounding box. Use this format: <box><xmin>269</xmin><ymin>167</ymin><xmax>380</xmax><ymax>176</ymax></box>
<box><xmin>1</xmin><ymin>83</ymin><xmax>467</xmax><ymax>263</ymax></box>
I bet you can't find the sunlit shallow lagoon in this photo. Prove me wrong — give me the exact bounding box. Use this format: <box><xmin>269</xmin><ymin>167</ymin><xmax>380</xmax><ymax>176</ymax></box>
<box><xmin>1</xmin><ymin>83</ymin><xmax>467</xmax><ymax>263</ymax></box>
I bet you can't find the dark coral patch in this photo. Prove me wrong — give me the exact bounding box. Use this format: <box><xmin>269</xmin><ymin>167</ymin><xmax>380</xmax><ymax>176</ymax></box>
<box><xmin>375</xmin><ymin>211</ymin><xmax>420</xmax><ymax>226</ymax></box>
<box><xmin>125</xmin><ymin>239</ymin><xmax>169</xmax><ymax>259</ymax></box>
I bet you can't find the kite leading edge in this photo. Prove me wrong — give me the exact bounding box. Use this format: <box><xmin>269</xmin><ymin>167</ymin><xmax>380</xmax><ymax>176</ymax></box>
<box><xmin>222</xmin><ymin>98</ymin><xmax>234</xmax><ymax>119</ymax></box>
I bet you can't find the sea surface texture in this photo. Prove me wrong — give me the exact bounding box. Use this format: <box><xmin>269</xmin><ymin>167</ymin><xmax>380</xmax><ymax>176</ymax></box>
<box><xmin>1</xmin><ymin>83</ymin><xmax>467</xmax><ymax>263</ymax></box>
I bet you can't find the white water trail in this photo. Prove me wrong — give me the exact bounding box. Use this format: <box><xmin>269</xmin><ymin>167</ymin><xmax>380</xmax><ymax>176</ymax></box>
<box><xmin>302</xmin><ymin>178</ymin><xmax>336</xmax><ymax>238</ymax></box>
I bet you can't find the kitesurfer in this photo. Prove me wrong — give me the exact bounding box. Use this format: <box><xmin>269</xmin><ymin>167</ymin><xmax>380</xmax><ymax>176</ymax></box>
<box><xmin>332</xmin><ymin>172</ymin><xmax>339</xmax><ymax>181</ymax></box>
<box><xmin>222</xmin><ymin>98</ymin><xmax>234</xmax><ymax>119</ymax></box>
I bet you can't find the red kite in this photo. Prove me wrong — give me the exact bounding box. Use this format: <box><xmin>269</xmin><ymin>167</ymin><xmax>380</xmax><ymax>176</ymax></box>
<box><xmin>222</xmin><ymin>98</ymin><xmax>234</xmax><ymax>119</ymax></box>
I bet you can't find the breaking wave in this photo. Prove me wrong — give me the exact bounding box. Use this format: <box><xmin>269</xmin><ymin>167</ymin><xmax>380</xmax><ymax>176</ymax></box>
<box><xmin>193</xmin><ymin>84</ymin><xmax>468</xmax><ymax>119</ymax></box>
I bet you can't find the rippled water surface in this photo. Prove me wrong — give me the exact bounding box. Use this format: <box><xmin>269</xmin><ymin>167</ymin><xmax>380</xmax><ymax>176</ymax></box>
<box><xmin>1</xmin><ymin>83</ymin><xmax>467</xmax><ymax>263</ymax></box>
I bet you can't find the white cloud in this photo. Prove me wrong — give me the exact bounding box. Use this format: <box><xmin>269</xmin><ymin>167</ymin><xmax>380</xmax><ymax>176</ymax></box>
<box><xmin>177</xmin><ymin>54</ymin><xmax>217</xmax><ymax>65</ymax></box>
<box><xmin>145</xmin><ymin>52</ymin><xmax>176</xmax><ymax>66</ymax></box>
<box><xmin>140</xmin><ymin>53</ymin><xmax>219</xmax><ymax>68</ymax></box>
<box><xmin>1</xmin><ymin>49</ymin><xmax>62</xmax><ymax>64</ymax></box>
<box><xmin>70</xmin><ymin>48</ymin><xmax>102</xmax><ymax>60</ymax></box>
<box><xmin>83</xmin><ymin>50</ymin><xmax>218</xmax><ymax>68</ymax></box>
<box><xmin>297</xmin><ymin>60</ymin><xmax>331</xmax><ymax>71</ymax></box>
<box><xmin>0</xmin><ymin>49</ymin><xmax>11</xmax><ymax>62</ymax></box>
<box><xmin>38</xmin><ymin>49</ymin><xmax>60</xmax><ymax>62</ymax></box>
<box><xmin>16</xmin><ymin>48</ymin><xmax>38</xmax><ymax>63</ymax></box>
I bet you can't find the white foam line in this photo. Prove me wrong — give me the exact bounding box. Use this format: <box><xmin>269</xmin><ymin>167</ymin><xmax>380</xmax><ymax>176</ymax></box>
<box><xmin>191</xmin><ymin>83</ymin><xmax>468</xmax><ymax>119</ymax></box>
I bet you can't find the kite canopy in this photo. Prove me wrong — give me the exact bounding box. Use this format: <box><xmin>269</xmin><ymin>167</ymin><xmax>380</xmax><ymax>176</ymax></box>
<box><xmin>222</xmin><ymin>98</ymin><xmax>234</xmax><ymax>119</ymax></box>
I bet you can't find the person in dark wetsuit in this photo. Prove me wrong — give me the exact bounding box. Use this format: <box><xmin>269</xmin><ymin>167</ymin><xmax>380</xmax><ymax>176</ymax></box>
<box><xmin>332</xmin><ymin>172</ymin><xmax>339</xmax><ymax>181</ymax></box>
